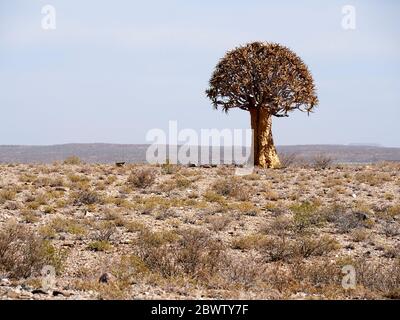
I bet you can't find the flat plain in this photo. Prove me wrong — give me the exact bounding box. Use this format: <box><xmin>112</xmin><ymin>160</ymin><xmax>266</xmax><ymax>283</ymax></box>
<box><xmin>0</xmin><ymin>157</ymin><xmax>399</xmax><ymax>299</ymax></box>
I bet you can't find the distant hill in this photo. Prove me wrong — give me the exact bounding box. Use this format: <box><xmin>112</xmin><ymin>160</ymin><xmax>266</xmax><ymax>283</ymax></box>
<box><xmin>277</xmin><ymin>145</ymin><xmax>400</xmax><ymax>163</ymax></box>
<box><xmin>348</xmin><ymin>143</ymin><xmax>382</xmax><ymax>147</ymax></box>
<box><xmin>0</xmin><ymin>143</ymin><xmax>400</xmax><ymax>164</ymax></box>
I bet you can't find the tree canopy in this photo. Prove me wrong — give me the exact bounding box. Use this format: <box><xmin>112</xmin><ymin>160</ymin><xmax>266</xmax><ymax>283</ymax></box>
<box><xmin>206</xmin><ymin>42</ymin><xmax>318</xmax><ymax>117</ymax></box>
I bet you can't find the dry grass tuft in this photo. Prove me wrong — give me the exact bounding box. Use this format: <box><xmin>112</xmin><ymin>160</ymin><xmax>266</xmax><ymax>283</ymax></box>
<box><xmin>127</xmin><ymin>168</ymin><xmax>157</xmax><ymax>188</ymax></box>
<box><xmin>0</xmin><ymin>222</ymin><xmax>65</xmax><ymax>278</ymax></box>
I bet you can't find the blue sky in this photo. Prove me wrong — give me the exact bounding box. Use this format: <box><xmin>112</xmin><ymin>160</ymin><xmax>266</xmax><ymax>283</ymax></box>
<box><xmin>0</xmin><ymin>0</ymin><xmax>399</xmax><ymax>146</ymax></box>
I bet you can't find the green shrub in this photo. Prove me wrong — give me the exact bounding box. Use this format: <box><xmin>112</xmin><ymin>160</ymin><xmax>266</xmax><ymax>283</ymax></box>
<box><xmin>290</xmin><ymin>202</ymin><xmax>322</xmax><ymax>231</ymax></box>
<box><xmin>87</xmin><ymin>241</ymin><xmax>112</xmax><ymax>252</ymax></box>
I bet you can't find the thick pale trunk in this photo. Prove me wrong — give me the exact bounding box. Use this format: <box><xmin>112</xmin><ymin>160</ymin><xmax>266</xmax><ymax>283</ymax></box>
<box><xmin>250</xmin><ymin>108</ymin><xmax>281</xmax><ymax>168</ymax></box>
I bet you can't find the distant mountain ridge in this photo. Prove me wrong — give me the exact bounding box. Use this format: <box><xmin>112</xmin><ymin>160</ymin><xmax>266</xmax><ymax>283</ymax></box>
<box><xmin>0</xmin><ymin>143</ymin><xmax>400</xmax><ymax>164</ymax></box>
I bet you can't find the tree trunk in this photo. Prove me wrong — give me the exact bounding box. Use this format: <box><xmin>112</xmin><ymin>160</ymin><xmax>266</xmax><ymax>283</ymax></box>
<box><xmin>249</xmin><ymin>107</ymin><xmax>281</xmax><ymax>168</ymax></box>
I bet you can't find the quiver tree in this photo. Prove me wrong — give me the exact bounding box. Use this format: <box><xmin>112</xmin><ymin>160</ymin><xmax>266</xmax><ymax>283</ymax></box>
<box><xmin>206</xmin><ymin>42</ymin><xmax>318</xmax><ymax>168</ymax></box>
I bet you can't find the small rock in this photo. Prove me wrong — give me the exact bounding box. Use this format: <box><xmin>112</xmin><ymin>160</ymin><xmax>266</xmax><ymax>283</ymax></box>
<box><xmin>354</xmin><ymin>212</ymin><xmax>368</xmax><ymax>221</ymax></box>
<box><xmin>116</xmin><ymin>162</ymin><xmax>125</xmax><ymax>167</ymax></box>
<box><xmin>0</xmin><ymin>278</ymin><xmax>11</xmax><ymax>286</ymax></box>
<box><xmin>32</xmin><ymin>289</ymin><xmax>48</xmax><ymax>295</ymax></box>
<box><xmin>52</xmin><ymin>290</ymin><xmax>69</xmax><ymax>297</ymax></box>
<box><xmin>99</xmin><ymin>272</ymin><xmax>116</xmax><ymax>284</ymax></box>
<box><xmin>21</xmin><ymin>284</ymin><xmax>32</xmax><ymax>291</ymax></box>
<box><xmin>85</xmin><ymin>210</ymin><xmax>94</xmax><ymax>218</ymax></box>
<box><xmin>62</xmin><ymin>241</ymin><xmax>75</xmax><ymax>247</ymax></box>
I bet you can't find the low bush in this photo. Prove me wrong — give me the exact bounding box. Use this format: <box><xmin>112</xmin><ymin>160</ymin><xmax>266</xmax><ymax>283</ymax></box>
<box><xmin>73</xmin><ymin>190</ymin><xmax>103</xmax><ymax>206</ymax></box>
<box><xmin>134</xmin><ymin>228</ymin><xmax>224</xmax><ymax>281</ymax></box>
<box><xmin>0</xmin><ymin>188</ymin><xmax>17</xmax><ymax>204</ymax></box>
<box><xmin>87</xmin><ymin>241</ymin><xmax>112</xmax><ymax>252</ymax></box>
<box><xmin>63</xmin><ymin>156</ymin><xmax>82</xmax><ymax>165</ymax></box>
<box><xmin>278</xmin><ymin>152</ymin><xmax>298</xmax><ymax>168</ymax></box>
<box><xmin>0</xmin><ymin>222</ymin><xmax>65</xmax><ymax>278</ymax></box>
<box><xmin>290</xmin><ymin>202</ymin><xmax>322</xmax><ymax>231</ymax></box>
<box><xmin>311</xmin><ymin>154</ymin><xmax>333</xmax><ymax>169</ymax></box>
<box><xmin>212</xmin><ymin>177</ymin><xmax>251</xmax><ymax>201</ymax></box>
<box><xmin>127</xmin><ymin>168</ymin><xmax>157</xmax><ymax>188</ymax></box>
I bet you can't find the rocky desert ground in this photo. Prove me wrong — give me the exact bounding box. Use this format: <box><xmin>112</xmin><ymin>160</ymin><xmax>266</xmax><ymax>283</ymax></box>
<box><xmin>0</xmin><ymin>156</ymin><xmax>399</xmax><ymax>300</ymax></box>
